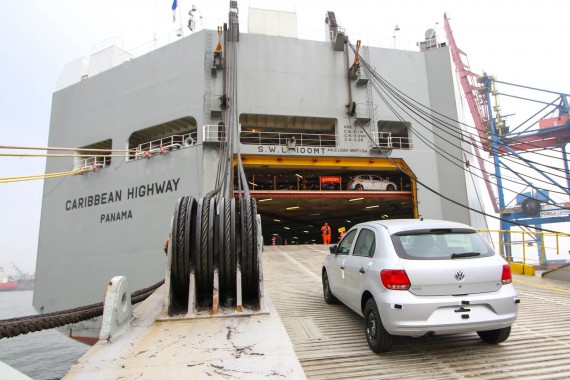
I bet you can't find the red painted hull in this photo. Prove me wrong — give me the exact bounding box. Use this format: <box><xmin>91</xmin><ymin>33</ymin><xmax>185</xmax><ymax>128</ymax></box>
<box><xmin>0</xmin><ymin>282</ymin><xmax>18</xmax><ymax>291</ymax></box>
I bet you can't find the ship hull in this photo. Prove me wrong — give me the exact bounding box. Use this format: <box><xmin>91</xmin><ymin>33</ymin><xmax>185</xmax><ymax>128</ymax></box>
<box><xmin>0</xmin><ymin>282</ymin><xmax>18</xmax><ymax>291</ymax></box>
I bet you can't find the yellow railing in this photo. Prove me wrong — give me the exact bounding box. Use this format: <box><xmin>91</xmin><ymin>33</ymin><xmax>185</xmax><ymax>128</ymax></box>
<box><xmin>479</xmin><ymin>229</ymin><xmax>570</xmax><ymax>268</ymax></box>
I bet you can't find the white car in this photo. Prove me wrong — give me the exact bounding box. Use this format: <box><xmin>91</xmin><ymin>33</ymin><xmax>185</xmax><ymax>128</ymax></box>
<box><xmin>322</xmin><ymin>219</ymin><xmax>519</xmax><ymax>353</ymax></box>
<box><xmin>346</xmin><ymin>174</ymin><xmax>397</xmax><ymax>191</ymax></box>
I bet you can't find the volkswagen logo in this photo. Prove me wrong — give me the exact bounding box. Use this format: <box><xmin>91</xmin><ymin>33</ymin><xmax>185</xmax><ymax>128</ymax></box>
<box><xmin>455</xmin><ymin>270</ymin><xmax>465</xmax><ymax>281</ymax></box>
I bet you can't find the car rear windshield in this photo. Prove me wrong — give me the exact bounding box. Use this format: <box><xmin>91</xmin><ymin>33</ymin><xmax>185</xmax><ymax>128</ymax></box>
<box><xmin>391</xmin><ymin>228</ymin><xmax>495</xmax><ymax>260</ymax></box>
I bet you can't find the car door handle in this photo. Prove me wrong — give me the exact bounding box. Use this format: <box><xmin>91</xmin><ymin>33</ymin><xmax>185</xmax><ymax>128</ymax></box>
<box><xmin>359</xmin><ymin>268</ymin><xmax>365</xmax><ymax>274</ymax></box>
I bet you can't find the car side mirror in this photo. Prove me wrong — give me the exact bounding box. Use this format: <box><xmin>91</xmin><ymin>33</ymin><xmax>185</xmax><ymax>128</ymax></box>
<box><xmin>329</xmin><ymin>245</ymin><xmax>338</xmax><ymax>254</ymax></box>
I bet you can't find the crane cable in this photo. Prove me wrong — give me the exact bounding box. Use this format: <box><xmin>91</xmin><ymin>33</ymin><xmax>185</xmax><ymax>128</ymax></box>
<box><xmin>351</xmin><ymin>42</ymin><xmax>570</xmax><ymax>204</ymax></box>
<box><xmin>349</xmin><ymin>42</ymin><xmax>567</xmax><ymax>234</ymax></box>
<box><xmin>350</xmin><ymin>43</ymin><xmax>570</xmax><ymax>181</ymax></box>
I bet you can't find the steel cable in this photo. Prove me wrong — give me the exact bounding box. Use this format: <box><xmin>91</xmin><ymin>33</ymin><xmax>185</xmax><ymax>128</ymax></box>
<box><xmin>224</xmin><ymin>197</ymin><xmax>232</xmax><ymax>297</ymax></box>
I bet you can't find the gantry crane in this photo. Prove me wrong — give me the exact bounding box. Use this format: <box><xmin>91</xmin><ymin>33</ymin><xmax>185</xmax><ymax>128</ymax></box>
<box><xmin>444</xmin><ymin>13</ymin><xmax>570</xmax><ymax>264</ymax></box>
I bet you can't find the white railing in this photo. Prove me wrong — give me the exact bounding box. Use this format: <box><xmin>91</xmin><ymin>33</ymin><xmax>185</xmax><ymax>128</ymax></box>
<box><xmin>203</xmin><ymin>125</ymin><xmax>337</xmax><ymax>147</ymax></box>
<box><xmin>240</xmin><ymin>131</ymin><xmax>337</xmax><ymax>147</ymax></box>
<box><xmin>375</xmin><ymin>132</ymin><xmax>413</xmax><ymax>149</ymax></box>
<box><xmin>75</xmin><ymin>156</ymin><xmax>110</xmax><ymax>172</ymax></box>
<box><xmin>203</xmin><ymin>126</ymin><xmax>413</xmax><ymax>150</ymax></box>
<box><xmin>203</xmin><ymin>125</ymin><xmax>228</xmax><ymax>142</ymax></box>
<box><xmin>133</xmin><ymin>132</ymin><xmax>198</xmax><ymax>160</ymax></box>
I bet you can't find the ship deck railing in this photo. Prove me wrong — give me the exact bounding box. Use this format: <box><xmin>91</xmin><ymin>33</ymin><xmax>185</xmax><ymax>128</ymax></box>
<box><xmin>203</xmin><ymin>125</ymin><xmax>338</xmax><ymax>147</ymax></box>
<box><xmin>201</xmin><ymin>125</ymin><xmax>413</xmax><ymax>150</ymax></box>
<box><xmin>375</xmin><ymin>132</ymin><xmax>413</xmax><ymax>149</ymax></box>
<box><xmin>202</xmin><ymin>125</ymin><xmax>228</xmax><ymax>143</ymax></box>
<box><xmin>74</xmin><ymin>155</ymin><xmax>111</xmax><ymax>172</ymax></box>
<box><xmin>239</xmin><ymin>131</ymin><xmax>337</xmax><ymax>147</ymax></box>
<box><xmin>132</xmin><ymin>132</ymin><xmax>198</xmax><ymax>160</ymax></box>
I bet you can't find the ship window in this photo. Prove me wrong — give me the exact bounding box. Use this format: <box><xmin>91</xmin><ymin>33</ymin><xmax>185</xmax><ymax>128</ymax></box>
<box><xmin>73</xmin><ymin>139</ymin><xmax>112</xmax><ymax>172</ymax></box>
<box><xmin>377</xmin><ymin>120</ymin><xmax>412</xmax><ymax>149</ymax></box>
<box><xmin>239</xmin><ymin>114</ymin><xmax>337</xmax><ymax>147</ymax></box>
<box><xmin>128</xmin><ymin>116</ymin><xmax>197</xmax><ymax>160</ymax></box>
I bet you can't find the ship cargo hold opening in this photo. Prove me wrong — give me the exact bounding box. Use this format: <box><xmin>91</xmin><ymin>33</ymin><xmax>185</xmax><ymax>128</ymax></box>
<box><xmin>233</xmin><ymin>156</ymin><xmax>416</xmax><ymax>245</ymax></box>
<box><xmin>231</xmin><ymin>113</ymin><xmax>416</xmax><ymax>245</ymax></box>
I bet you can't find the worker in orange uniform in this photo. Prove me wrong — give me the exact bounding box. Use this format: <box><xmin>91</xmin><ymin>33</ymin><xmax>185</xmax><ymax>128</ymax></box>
<box><xmin>321</xmin><ymin>222</ymin><xmax>332</xmax><ymax>244</ymax></box>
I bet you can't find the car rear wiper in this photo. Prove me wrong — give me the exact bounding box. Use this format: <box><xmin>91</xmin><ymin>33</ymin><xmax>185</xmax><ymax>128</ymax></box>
<box><xmin>451</xmin><ymin>252</ymin><xmax>481</xmax><ymax>259</ymax></box>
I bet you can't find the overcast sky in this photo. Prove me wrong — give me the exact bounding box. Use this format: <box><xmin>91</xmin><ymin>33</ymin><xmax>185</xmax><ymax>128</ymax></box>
<box><xmin>1</xmin><ymin>0</ymin><xmax>569</xmax><ymax>275</ymax></box>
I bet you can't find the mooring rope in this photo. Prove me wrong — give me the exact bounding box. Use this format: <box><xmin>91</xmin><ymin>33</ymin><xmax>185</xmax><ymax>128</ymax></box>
<box><xmin>0</xmin><ymin>279</ymin><xmax>164</xmax><ymax>340</ymax></box>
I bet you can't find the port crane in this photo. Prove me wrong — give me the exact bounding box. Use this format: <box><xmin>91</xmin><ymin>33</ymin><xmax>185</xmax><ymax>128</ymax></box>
<box><xmin>12</xmin><ymin>262</ymin><xmax>34</xmax><ymax>290</ymax></box>
<box><xmin>444</xmin><ymin>14</ymin><xmax>570</xmax><ymax>264</ymax></box>
<box><xmin>11</xmin><ymin>263</ymin><xmax>29</xmax><ymax>280</ymax></box>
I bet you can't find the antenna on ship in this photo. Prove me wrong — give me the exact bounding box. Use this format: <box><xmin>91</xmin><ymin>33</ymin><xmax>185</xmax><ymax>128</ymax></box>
<box><xmin>188</xmin><ymin>4</ymin><xmax>203</xmax><ymax>32</ymax></box>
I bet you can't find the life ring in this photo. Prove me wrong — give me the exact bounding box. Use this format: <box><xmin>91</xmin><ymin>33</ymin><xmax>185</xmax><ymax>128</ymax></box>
<box><xmin>184</xmin><ymin>137</ymin><xmax>195</xmax><ymax>147</ymax></box>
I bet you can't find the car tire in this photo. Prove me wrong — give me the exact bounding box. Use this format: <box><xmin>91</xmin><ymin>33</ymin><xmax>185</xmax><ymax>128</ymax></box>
<box><xmin>355</xmin><ymin>184</ymin><xmax>364</xmax><ymax>191</ymax></box>
<box><xmin>322</xmin><ymin>271</ymin><xmax>337</xmax><ymax>304</ymax></box>
<box><xmin>364</xmin><ymin>298</ymin><xmax>392</xmax><ymax>353</ymax></box>
<box><xmin>386</xmin><ymin>184</ymin><xmax>395</xmax><ymax>191</ymax></box>
<box><xmin>477</xmin><ymin>326</ymin><xmax>511</xmax><ymax>344</ymax></box>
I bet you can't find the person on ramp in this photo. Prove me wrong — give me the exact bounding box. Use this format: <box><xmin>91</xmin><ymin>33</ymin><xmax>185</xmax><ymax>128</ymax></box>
<box><xmin>321</xmin><ymin>222</ymin><xmax>332</xmax><ymax>244</ymax></box>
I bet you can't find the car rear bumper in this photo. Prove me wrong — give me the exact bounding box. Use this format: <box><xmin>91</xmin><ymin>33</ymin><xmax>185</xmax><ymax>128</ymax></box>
<box><xmin>375</xmin><ymin>285</ymin><xmax>519</xmax><ymax>337</ymax></box>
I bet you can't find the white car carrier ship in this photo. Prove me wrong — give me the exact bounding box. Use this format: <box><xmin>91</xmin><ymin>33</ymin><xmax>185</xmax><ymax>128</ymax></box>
<box><xmin>32</xmin><ymin>1</ymin><xmax>485</xmax><ymax>344</ymax></box>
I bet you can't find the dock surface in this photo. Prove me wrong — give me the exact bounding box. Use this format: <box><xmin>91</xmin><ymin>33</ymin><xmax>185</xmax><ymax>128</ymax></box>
<box><xmin>67</xmin><ymin>244</ymin><xmax>570</xmax><ymax>379</ymax></box>
<box><xmin>264</xmin><ymin>244</ymin><xmax>570</xmax><ymax>380</ymax></box>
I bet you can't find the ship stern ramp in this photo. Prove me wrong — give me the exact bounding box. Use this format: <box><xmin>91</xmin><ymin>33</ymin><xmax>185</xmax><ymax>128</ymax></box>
<box><xmin>542</xmin><ymin>263</ymin><xmax>570</xmax><ymax>282</ymax></box>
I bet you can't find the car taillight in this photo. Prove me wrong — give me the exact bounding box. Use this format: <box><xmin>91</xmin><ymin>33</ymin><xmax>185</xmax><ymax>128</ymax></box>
<box><xmin>380</xmin><ymin>269</ymin><xmax>410</xmax><ymax>290</ymax></box>
<box><xmin>501</xmin><ymin>264</ymin><xmax>512</xmax><ymax>285</ymax></box>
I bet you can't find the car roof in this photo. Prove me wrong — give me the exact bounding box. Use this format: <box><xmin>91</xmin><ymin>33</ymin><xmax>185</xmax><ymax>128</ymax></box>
<box><xmin>354</xmin><ymin>219</ymin><xmax>477</xmax><ymax>234</ymax></box>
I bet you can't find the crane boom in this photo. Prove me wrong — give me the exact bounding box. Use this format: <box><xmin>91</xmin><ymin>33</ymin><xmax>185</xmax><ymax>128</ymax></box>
<box><xmin>443</xmin><ymin>13</ymin><xmax>499</xmax><ymax>212</ymax></box>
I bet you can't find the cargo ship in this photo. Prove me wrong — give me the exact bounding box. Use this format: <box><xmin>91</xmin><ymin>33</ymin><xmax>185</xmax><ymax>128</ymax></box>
<box><xmin>0</xmin><ymin>266</ymin><xmax>17</xmax><ymax>291</ymax></box>
<box><xmin>33</xmin><ymin>2</ymin><xmax>485</xmax><ymax>341</ymax></box>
